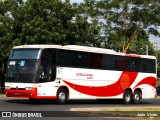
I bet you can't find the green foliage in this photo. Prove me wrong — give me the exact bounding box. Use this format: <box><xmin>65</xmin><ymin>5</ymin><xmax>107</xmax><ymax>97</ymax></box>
<box><xmin>0</xmin><ymin>0</ymin><xmax>17</xmax><ymax>61</ymax></box>
<box><xmin>0</xmin><ymin>0</ymin><xmax>159</xmax><ymax>63</ymax></box>
<box><xmin>156</xmin><ymin>50</ymin><xmax>160</xmax><ymax>78</ymax></box>
<box><xmin>0</xmin><ymin>0</ymin><xmax>102</xmax><ymax>61</ymax></box>
<box><xmin>93</xmin><ymin>0</ymin><xmax>159</xmax><ymax>53</ymax></box>
<box><xmin>106</xmin><ymin>28</ymin><xmax>155</xmax><ymax>55</ymax></box>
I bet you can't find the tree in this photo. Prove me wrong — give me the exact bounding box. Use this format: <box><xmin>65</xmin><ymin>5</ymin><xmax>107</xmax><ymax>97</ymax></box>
<box><xmin>0</xmin><ymin>0</ymin><xmax>102</xmax><ymax>61</ymax></box>
<box><xmin>0</xmin><ymin>0</ymin><xmax>25</xmax><ymax>61</ymax></box>
<box><xmin>155</xmin><ymin>50</ymin><xmax>160</xmax><ymax>78</ymax></box>
<box><xmin>107</xmin><ymin>28</ymin><xmax>155</xmax><ymax>55</ymax></box>
<box><xmin>93</xmin><ymin>0</ymin><xmax>160</xmax><ymax>53</ymax></box>
<box><xmin>11</xmin><ymin>0</ymin><xmax>102</xmax><ymax>46</ymax></box>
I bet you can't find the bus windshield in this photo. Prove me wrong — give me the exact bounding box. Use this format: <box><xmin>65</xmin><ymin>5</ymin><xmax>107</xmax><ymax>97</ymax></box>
<box><xmin>9</xmin><ymin>49</ymin><xmax>40</xmax><ymax>59</ymax></box>
<box><xmin>6</xmin><ymin>49</ymin><xmax>40</xmax><ymax>83</ymax></box>
<box><xmin>6</xmin><ymin>60</ymin><xmax>39</xmax><ymax>83</ymax></box>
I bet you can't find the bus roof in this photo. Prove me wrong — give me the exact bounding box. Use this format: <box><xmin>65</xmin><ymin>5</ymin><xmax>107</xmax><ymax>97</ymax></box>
<box><xmin>13</xmin><ymin>45</ymin><xmax>156</xmax><ymax>59</ymax></box>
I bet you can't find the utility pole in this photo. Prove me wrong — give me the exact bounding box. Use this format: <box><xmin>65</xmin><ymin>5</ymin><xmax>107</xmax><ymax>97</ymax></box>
<box><xmin>154</xmin><ymin>42</ymin><xmax>158</xmax><ymax>50</ymax></box>
<box><xmin>153</xmin><ymin>42</ymin><xmax>158</xmax><ymax>79</ymax></box>
<box><xmin>146</xmin><ymin>45</ymin><xmax>148</xmax><ymax>55</ymax></box>
<box><xmin>154</xmin><ymin>42</ymin><xmax>158</xmax><ymax>58</ymax></box>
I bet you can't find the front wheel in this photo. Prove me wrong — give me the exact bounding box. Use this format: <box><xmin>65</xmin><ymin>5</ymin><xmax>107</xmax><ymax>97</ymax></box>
<box><xmin>132</xmin><ymin>91</ymin><xmax>141</xmax><ymax>104</ymax></box>
<box><xmin>56</xmin><ymin>88</ymin><xmax>68</xmax><ymax>104</ymax></box>
<box><xmin>123</xmin><ymin>90</ymin><xmax>132</xmax><ymax>104</ymax></box>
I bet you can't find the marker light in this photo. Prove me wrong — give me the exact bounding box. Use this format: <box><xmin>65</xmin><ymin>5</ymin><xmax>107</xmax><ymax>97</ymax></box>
<box><xmin>5</xmin><ymin>86</ymin><xmax>10</xmax><ymax>89</ymax></box>
<box><xmin>25</xmin><ymin>87</ymin><xmax>33</xmax><ymax>90</ymax></box>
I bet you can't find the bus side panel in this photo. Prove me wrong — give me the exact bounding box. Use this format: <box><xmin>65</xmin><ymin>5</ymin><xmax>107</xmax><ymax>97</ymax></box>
<box><xmin>57</xmin><ymin>67</ymin><xmax>156</xmax><ymax>99</ymax></box>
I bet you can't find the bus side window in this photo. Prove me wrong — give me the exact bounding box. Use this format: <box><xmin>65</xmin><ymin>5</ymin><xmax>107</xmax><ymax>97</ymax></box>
<box><xmin>39</xmin><ymin>66</ymin><xmax>48</xmax><ymax>79</ymax></box>
<box><xmin>147</xmin><ymin>59</ymin><xmax>156</xmax><ymax>73</ymax></box>
<box><xmin>51</xmin><ymin>67</ymin><xmax>56</xmax><ymax>80</ymax></box>
<box><xmin>89</xmin><ymin>53</ymin><xmax>102</xmax><ymax>69</ymax></box>
<box><xmin>57</xmin><ymin>50</ymin><xmax>73</xmax><ymax>66</ymax></box>
<box><xmin>130</xmin><ymin>58</ymin><xmax>139</xmax><ymax>72</ymax></box>
<box><xmin>41</xmin><ymin>49</ymin><xmax>56</xmax><ymax>64</ymax></box>
<box><xmin>103</xmin><ymin>54</ymin><xmax>117</xmax><ymax>70</ymax></box>
<box><xmin>74</xmin><ymin>51</ymin><xmax>88</xmax><ymax>68</ymax></box>
<box><xmin>39</xmin><ymin>65</ymin><xmax>56</xmax><ymax>82</ymax></box>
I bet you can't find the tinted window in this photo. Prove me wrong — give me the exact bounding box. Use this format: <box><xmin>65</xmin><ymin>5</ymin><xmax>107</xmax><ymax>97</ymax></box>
<box><xmin>127</xmin><ymin>58</ymin><xmax>156</xmax><ymax>73</ymax></box>
<box><xmin>103</xmin><ymin>54</ymin><xmax>117</xmax><ymax>70</ymax></box>
<box><xmin>129</xmin><ymin>58</ymin><xmax>139</xmax><ymax>72</ymax></box>
<box><xmin>74</xmin><ymin>51</ymin><xmax>88</xmax><ymax>67</ymax></box>
<box><xmin>89</xmin><ymin>53</ymin><xmax>103</xmax><ymax>69</ymax></box>
<box><xmin>39</xmin><ymin>65</ymin><xmax>56</xmax><ymax>83</ymax></box>
<box><xmin>137</xmin><ymin>59</ymin><xmax>145</xmax><ymax>72</ymax></box>
<box><xmin>146</xmin><ymin>59</ymin><xmax>156</xmax><ymax>73</ymax></box>
<box><xmin>116</xmin><ymin>56</ymin><xmax>130</xmax><ymax>71</ymax></box>
<box><xmin>57</xmin><ymin>50</ymin><xmax>73</xmax><ymax>66</ymax></box>
<box><xmin>41</xmin><ymin>49</ymin><xmax>56</xmax><ymax>64</ymax></box>
<box><xmin>6</xmin><ymin>60</ymin><xmax>38</xmax><ymax>83</ymax></box>
<box><xmin>10</xmin><ymin>49</ymin><xmax>40</xmax><ymax>59</ymax></box>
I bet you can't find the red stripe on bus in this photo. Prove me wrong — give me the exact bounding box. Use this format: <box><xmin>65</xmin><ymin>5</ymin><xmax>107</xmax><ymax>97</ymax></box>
<box><xmin>125</xmin><ymin>54</ymin><xmax>141</xmax><ymax>58</ymax></box>
<box><xmin>63</xmin><ymin>72</ymin><xmax>138</xmax><ymax>97</ymax></box>
<box><xmin>36</xmin><ymin>96</ymin><xmax>56</xmax><ymax>99</ymax></box>
<box><xmin>134</xmin><ymin>76</ymin><xmax>156</xmax><ymax>89</ymax></box>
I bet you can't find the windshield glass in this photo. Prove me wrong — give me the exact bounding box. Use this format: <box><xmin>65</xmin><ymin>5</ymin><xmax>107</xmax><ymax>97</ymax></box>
<box><xmin>9</xmin><ymin>49</ymin><xmax>40</xmax><ymax>59</ymax></box>
<box><xmin>6</xmin><ymin>60</ymin><xmax>39</xmax><ymax>83</ymax></box>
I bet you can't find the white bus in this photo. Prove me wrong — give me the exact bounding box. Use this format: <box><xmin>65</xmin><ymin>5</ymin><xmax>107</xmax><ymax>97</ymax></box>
<box><xmin>5</xmin><ymin>45</ymin><xmax>157</xmax><ymax>104</ymax></box>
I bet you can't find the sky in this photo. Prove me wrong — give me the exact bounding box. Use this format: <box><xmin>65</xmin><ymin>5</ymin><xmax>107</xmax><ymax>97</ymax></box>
<box><xmin>150</xmin><ymin>35</ymin><xmax>160</xmax><ymax>50</ymax></box>
<box><xmin>70</xmin><ymin>0</ymin><xmax>84</xmax><ymax>3</ymax></box>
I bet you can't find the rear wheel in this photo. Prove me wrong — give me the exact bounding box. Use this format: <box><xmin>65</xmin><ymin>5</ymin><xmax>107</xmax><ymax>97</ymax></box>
<box><xmin>123</xmin><ymin>90</ymin><xmax>132</xmax><ymax>104</ymax></box>
<box><xmin>132</xmin><ymin>91</ymin><xmax>141</xmax><ymax>104</ymax></box>
<box><xmin>56</xmin><ymin>88</ymin><xmax>68</xmax><ymax>104</ymax></box>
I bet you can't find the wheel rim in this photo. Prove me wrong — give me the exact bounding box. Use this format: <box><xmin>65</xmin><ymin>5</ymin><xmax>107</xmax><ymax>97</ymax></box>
<box><xmin>58</xmin><ymin>92</ymin><xmax>66</xmax><ymax>102</ymax></box>
<box><xmin>125</xmin><ymin>93</ymin><xmax>131</xmax><ymax>102</ymax></box>
<box><xmin>134</xmin><ymin>94</ymin><xmax>140</xmax><ymax>101</ymax></box>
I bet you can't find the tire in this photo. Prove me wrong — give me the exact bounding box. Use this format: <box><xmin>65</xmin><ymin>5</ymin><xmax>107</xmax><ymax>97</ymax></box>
<box><xmin>123</xmin><ymin>90</ymin><xmax>132</xmax><ymax>104</ymax></box>
<box><xmin>29</xmin><ymin>98</ymin><xmax>40</xmax><ymax>104</ymax></box>
<box><xmin>132</xmin><ymin>91</ymin><xmax>141</xmax><ymax>104</ymax></box>
<box><xmin>56</xmin><ymin>88</ymin><xmax>68</xmax><ymax>104</ymax></box>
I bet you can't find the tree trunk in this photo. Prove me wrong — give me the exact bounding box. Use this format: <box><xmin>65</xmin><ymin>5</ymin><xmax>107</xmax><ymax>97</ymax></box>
<box><xmin>123</xmin><ymin>29</ymin><xmax>138</xmax><ymax>53</ymax></box>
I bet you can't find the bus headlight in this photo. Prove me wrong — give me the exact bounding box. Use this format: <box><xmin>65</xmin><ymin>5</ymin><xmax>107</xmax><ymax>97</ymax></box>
<box><xmin>5</xmin><ymin>86</ymin><xmax>10</xmax><ymax>89</ymax></box>
<box><xmin>25</xmin><ymin>87</ymin><xmax>33</xmax><ymax>90</ymax></box>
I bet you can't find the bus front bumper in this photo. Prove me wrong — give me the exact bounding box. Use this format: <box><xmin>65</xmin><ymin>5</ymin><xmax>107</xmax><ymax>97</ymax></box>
<box><xmin>5</xmin><ymin>88</ymin><xmax>37</xmax><ymax>98</ymax></box>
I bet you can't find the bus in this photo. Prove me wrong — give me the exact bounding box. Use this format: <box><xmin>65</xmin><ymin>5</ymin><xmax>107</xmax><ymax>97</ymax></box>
<box><xmin>5</xmin><ymin>45</ymin><xmax>157</xmax><ymax>104</ymax></box>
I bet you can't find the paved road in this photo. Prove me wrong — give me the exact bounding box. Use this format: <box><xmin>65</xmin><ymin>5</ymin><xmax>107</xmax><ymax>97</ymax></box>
<box><xmin>0</xmin><ymin>97</ymin><xmax>160</xmax><ymax>120</ymax></box>
<box><xmin>0</xmin><ymin>97</ymin><xmax>160</xmax><ymax>111</ymax></box>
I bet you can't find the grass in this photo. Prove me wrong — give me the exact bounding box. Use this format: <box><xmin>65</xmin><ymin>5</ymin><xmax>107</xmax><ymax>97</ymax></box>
<box><xmin>71</xmin><ymin>106</ymin><xmax>160</xmax><ymax>111</ymax></box>
<box><xmin>71</xmin><ymin>106</ymin><xmax>160</xmax><ymax>120</ymax></box>
<box><xmin>103</xmin><ymin>107</ymin><xmax>160</xmax><ymax>111</ymax></box>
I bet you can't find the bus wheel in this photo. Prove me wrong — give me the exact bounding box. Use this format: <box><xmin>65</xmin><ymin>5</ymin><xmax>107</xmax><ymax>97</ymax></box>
<box><xmin>29</xmin><ymin>98</ymin><xmax>40</xmax><ymax>104</ymax></box>
<box><xmin>57</xmin><ymin>88</ymin><xmax>68</xmax><ymax>104</ymax></box>
<box><xmin>123</xmin><ymin>90</ymin><xmax>132</xmax><ymax>104</ymax></box>
<box><xmin>132</xmin><ymin>91</ymin><xmax>141</xmax><ymax>104</ymax></box>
